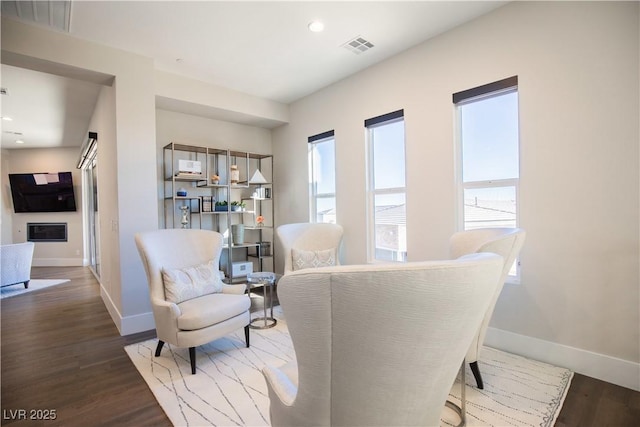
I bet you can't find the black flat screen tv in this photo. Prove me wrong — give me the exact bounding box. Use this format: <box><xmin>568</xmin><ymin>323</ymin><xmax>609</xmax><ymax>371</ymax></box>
<box><xmin>8</xmin><ymin>172</ymin><xmax>77</xmax><ymax>213</ymax></box>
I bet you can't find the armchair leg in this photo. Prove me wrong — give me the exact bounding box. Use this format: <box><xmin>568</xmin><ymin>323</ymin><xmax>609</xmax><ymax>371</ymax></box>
<box><xmin>155</xmin><ymin>340</ymin><xmax>165</xmax><ymax>357</ymax></box>
<box><xmin>470</xmin><ymin>361</ymin><xmax>484</xmax><ymax>389</ymax></box>
<box><xmin>189</xmin><ymin>347</ymin><xmax>196</xmax><ymax>374</ymax></box>
<box><xmin>245</xmin><ymin>325</ymin><xmax>250</xmax><ymax>347</ymax></box>
<box><xmin>24</xmin><ymin>280</ymin><xmax>29</xmax><ymax>289</ymax></box>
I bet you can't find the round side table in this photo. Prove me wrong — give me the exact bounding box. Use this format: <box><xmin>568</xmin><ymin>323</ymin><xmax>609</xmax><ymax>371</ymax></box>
<box><xmin>247</xmin><ymin>272</ymin><xmax>277</xmax><ymax>329</ymax></box>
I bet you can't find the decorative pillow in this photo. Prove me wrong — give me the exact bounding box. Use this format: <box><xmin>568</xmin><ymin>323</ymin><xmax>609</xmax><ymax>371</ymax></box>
<box><xmin>291</xmin><ymin>248</ymin><xmax>336</xmax><ymax>271</ymax></box>
<box><xmin>162</xmin><ymin>260</ymin><xmax>223</xmax><ymax>304</ymax></box>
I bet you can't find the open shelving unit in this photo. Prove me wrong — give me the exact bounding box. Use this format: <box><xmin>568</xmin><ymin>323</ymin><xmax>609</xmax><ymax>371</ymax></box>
<box><xmin>163</xmin><ymin>142</ymin><xmax>274</xmax><ymax>282</ymax></box>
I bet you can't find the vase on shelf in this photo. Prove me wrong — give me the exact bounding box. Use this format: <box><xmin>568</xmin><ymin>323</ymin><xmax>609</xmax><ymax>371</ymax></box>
<box><xmin>231</xmin><ymin>224</ymin><xmax>244</xmax><ymax>244</ymax></box>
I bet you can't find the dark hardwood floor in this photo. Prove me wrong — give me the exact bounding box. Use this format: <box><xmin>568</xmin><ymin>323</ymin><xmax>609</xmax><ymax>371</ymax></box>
<box><xmin>1</xmin><ymin>266</ymin><xmax>639</xmax><ymax>426</ymax></box>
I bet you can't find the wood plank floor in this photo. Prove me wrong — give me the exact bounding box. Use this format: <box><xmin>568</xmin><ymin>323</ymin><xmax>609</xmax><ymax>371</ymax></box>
<box><xmin>2</xmin><ymin>266</ymin><xmax>639</xmax><ymax>426</ymax></box>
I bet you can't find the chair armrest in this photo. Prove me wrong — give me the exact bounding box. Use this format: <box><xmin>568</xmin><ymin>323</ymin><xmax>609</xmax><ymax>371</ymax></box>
<box><xmin>150</xmin><ymin>298</ymin><xmax>182</xmax><ymax>340</ymax></box>
<box><xmin>222</xmin><ymin>283</ymin><xmax>247</xmax><ymax>295</ymax></box>
<box><xmin>262</xmin><ymin>365</ymin><xmax>297</xmax><ymax>406</ymax></box>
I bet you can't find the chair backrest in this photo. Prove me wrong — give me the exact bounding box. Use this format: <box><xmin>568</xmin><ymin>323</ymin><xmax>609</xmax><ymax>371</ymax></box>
<box><xmin>449</xmin><ymin>227</ymin><xmax>526</xmax><ymax>361</ymax></box>
<box><xmin>276</xmin><ymin>253</ymin><xmax>503</xmax><ymax>426</ymax></box>
<box><xmin>276</xmin><ymin>222</ymin><xmax>344</xmax><ymax>274</ymax></box>
<box><xmin>134</xmin><ymin>229</ymin><xmax>224</xmax><ymax>303</ymax></box>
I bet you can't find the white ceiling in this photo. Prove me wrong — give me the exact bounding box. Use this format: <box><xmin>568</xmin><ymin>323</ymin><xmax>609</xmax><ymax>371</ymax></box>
<box><xmin>0</xmin><ymin>64</ymin><xmax>102</xmax><ymax>149</ymax></box>
<box><xmin>0</xmin><ymin>1</ymin><xmax>506</xmax><ymax>149</ymax></box>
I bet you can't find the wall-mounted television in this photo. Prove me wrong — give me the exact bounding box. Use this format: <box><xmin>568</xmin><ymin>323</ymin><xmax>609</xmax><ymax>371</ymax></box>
<box><xmin>8</xmin><ymin>172</ymin><xmax>77</xmax><ymax>213</ymax></box>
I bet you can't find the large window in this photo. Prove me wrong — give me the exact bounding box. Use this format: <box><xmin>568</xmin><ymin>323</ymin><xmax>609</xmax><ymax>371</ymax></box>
<box><xmin>365</xmin><ymin>110</ymin><xmax>407</xmax><ymax>262</ymax></box>
<box><xmin>455</xmin><ymin>76</ymin><xmax>520</xmax><ymax>277</ymax></box>
<box><xmin>308</xmin><ymin>130</ymin><xmax>336</xmax><ymax>223</ymax></box>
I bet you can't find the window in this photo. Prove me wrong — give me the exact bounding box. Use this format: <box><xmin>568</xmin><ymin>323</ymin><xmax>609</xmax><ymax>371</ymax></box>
<box><xmin>454</xmin><ymin>76</ymin><xmax>520</xmax><ymax>278</ymax></box>
<box><xmin>308</xmin><ymin>130</ymin><xmax>336</xmax><ymax>223</ymax></box>
<box><xmin>365</xmin><ymin>110</ymin><xmax>407</xmax><ymax>262</ymax></box>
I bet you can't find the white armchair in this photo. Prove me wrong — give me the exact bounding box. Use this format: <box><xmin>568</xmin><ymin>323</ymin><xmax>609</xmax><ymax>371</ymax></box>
<box><xmin>449</xmin><ymin>227</ymin><xmax>526</xmax><ymax>389</ymax></box>
<box><xmin>262</xmin><ymin>253</ymin><xmax>504</xmax><ymax>427</ymax></box>
<box><xmin>1</xmin><ymin>242</ymin><xmax>35</xmax><ymax>289</ymax></box>
<box><xmin>135</xmin><ymin>229</ymin><xmax>251</xmax><ymax>374</ymax></box>
<box><xmin>276</xmin><ymin>223</ymin><xmax>344</xmax><ymax>275</ymax></box>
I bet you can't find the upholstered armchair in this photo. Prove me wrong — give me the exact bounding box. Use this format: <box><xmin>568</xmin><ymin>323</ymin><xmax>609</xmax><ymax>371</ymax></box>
<box><xmin>262</xmin><ymin>253</ymin><xmax>504</xmax><ymax>427</ymax></box>
<box><xmin>135</xmin><ymin>229</ymin><xmax>251</xmax><ymax>374</ymax></box>
<box><xmin>1</xmin><ymin>242</ymin><xmax>35</xmax><ymax>288</ymax></box>
<box><xmin>449</xmin><ymin>227</ymin><xmax>526</xmax><ymax>389</ymax></box>
<box><xmin>276</xmin><ymin>222</ymin><xmax>344</xmax><ymax>275</ymax></box>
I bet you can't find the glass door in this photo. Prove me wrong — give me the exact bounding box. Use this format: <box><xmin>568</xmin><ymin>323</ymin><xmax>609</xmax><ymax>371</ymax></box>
<box><xmin>83</xmin><ymin>154</ymin><xmax>100</xmax><ymax>278</ymax></box>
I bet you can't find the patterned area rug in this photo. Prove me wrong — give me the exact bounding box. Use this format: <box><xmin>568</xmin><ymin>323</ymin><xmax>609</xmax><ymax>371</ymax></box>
<box><xmin>0</xmin><ymin>279</ymin><xmax>70</xmax><ymax>299</ymax></box>
<box><xmin>125</xmin><ymin>307</ymin><xmax>573</xmax><ymax>427</ymax></box>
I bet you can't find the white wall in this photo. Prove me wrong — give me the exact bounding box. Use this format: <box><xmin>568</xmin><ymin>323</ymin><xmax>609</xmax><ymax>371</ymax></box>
<box><xmin>272</xmin><ymin>1</ymin><xmax>639</xmax><ymax>390</ymax></box>
<box><xmin>1</xmin><ymin>149</ymin><xmax>13</xmax><ymax>244</ymax></box>
<box><xmin>86</xmin><ymin>84</ymin><xmax>123</xmax><ymax>312</ymax></box>
<box><xmin>1</xmin><ymin>147</ymin><xmax>83</xmax><ymax>265</ymax></box>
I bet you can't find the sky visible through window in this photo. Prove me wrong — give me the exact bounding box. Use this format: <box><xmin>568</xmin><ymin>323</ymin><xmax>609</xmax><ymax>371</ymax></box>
<box><xmin>312</xmin><ymin>139</ymin><xmax>335</xmax><ymax>194</ymax></box>
<box><xmin>460</xmin><ymin>90</ymin><xmax>519</xmax><ymax>231</ymax></box>
<box><xmin>311</xmin><ymin>138</ymin><xmax>336</xmax><ymax>223</ymax></box>
<box><xmin>462</xmin><ymin>91</ymin><xmax>519</xmax><ymax>183</ymax></box>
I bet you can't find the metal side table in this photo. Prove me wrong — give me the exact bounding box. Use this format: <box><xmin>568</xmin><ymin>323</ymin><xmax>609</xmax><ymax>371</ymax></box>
<box><xmin>247</xmin><ymin>272</ymin><xmax>277</xmax><ymax>329</ymax></box>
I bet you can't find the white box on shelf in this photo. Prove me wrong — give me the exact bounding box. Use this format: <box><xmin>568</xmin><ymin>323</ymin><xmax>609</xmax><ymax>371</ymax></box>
<box><xmin>230</xmin><ymin>261</ymin><xmax>253</xmax><ymax>277</ymax></box>
<box><xmin>178</xmin><ymin>159</ymin><xmax>202</xmax><ymax>174</ymax></box>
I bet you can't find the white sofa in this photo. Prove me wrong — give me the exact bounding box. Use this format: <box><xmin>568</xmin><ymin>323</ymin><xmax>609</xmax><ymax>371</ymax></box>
<box><xmin>1</xmin><ymin>242</ymin><xmax>35</xmax><ymax>288</ymax></box>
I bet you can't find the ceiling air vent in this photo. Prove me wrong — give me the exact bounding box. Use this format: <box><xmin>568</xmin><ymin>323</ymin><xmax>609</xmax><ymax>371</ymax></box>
<box><xmin>342</xmin><ymin>36</ymin><xmax>375</xmax><ymax>55</ymax></box>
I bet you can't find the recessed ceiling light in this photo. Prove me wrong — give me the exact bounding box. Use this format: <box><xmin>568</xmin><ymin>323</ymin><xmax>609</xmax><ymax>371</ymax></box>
<box><xmin>1</xmin><ymin>116</ymin><xmax>12</xmax><ymax>121</ymax></box>
<box><xmin>308</xmin><ymin>21</ymin><xmax>324</xmax><ymax>33</ymax></box>
<box><xmin>15</xmin><ymin>139</ymin><xmax>24</xmax><ymax>144</ymax></box>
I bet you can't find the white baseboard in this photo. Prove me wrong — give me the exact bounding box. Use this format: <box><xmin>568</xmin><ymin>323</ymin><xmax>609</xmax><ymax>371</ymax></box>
<box><xmin>485</xmin><ymin>326</ymin><xmax>640</xmax><ymax>392</ymax></box>
<box><xmin>99</xmin><ymin>285</ymin><xmax>155</xmax><ymax>336</ymax></box>
<box><xmin>121</xmin><ymin>311</ymin><xmax>155</xmax><ymax>336</ymax></box>
<box><xmin>32</xmin><ymin>257</ymin><xmax>83</xmax><ymax>267</ymax></box>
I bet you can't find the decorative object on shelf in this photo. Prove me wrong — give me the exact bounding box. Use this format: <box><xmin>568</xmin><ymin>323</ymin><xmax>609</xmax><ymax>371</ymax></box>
<box><xmin>202</xmin><ymin>196</ymin><xmax>213</xmax><ymax>212</ymax></box>
<box><xmin>257</xmin><ymin>241</ymin><xmax>271</xmax><ymax>256</ymax></box>
<box><xmin>265</xmin><ymin>188</ymin><xmax>271</xmax><ymax>198</ymax></box>
<box><xmin>179</xmin><ymin>206</ymin><xmax>189</xmax><ymax>228</ymax></box>
<box><xmin>178</xmin><ymin>159</ymin><xmax>202</xmax><ymax>175</ymax></box>
<box><xmin>254</xmin><ymin>187</ymin><xmax>266</xmax><ymax>199</ymax></box>
<box><xmin>231</xmin><ymin>201</ymin><xmax>245</xmax><ymax>212</ymax></box>
<box><xmin>256</xmin><ymin>215</ymin><xmax>264</xmax><ymax>226</ymax></box>
<box><xmin>231</xmin><ymin>224</ymin><xmax>245</xmax><ymax>245</ymax></box>
<box><xmin>211</xmin><ymin>174</ymin><xmax>220</xmax><ymax>185</ymax></box>
<box><xmin>215</xmin><ymin>201</ymin><xmax>228</xmax><ymax>211</ymax></box>
<box><xmin>177</xmin><ymin>188</ymin><xmax>187</xmax><ymax>197</ymax></box>
<box><xmin>249</xmin><ymin>169</ymin><xmax>267</xmax><ymax>184</ymax></box>
<box><xmin>230</xmin><ymin>165</ymin><xmax>240</xmax><ymax>184</ymax></box>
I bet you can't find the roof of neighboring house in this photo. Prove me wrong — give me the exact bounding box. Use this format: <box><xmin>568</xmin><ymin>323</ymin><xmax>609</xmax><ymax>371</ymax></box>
<box><xmin>464</xmin><ymin>200</ymin><xmax>516</xmax><ymax>226</ymax></box>
<box><xmin>375</xmin><ymin>204</ymin><xmax>406</xmax><ymax>226</ymax></box>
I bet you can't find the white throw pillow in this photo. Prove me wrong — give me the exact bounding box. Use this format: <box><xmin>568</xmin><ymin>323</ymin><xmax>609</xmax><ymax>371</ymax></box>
<box><xmin>162</xmin><ymin>260</ymin><xmax>223</xmax><ymax>304</ymax></box>
<box><xmin>291</xmin><ymin>248</ymin><xmax>336</xmax><ymax>271</ymax></box>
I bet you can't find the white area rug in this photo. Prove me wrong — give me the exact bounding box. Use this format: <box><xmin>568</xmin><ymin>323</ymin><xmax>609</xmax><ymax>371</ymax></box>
<box><xmin>0</xmin><ymin>279</ymin><xmax>70</xmax><ymax>299</ymax></box>
<box><xmin>125</xmin><ymin>307</ymin><xmax>573</xmax><ymax>427</ymax></box>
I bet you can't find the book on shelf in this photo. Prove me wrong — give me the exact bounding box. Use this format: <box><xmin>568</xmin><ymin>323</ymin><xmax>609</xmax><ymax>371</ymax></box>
<box><xmin>202</xmin><ymin>196</ymin><xmax>213</xmax><ymax>212</ymax></box>
<box><xmin>174</xmin><ymin>172</ymin><xmax>204</xmax><ymax>179</ymax></box>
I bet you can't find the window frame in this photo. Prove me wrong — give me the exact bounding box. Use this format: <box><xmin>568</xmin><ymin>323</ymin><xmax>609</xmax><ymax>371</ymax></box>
<box><xmin>308</xmin><ymin>130</ymin><xmax>336</xmax><ymax>224</ymax></box>
<box><xmin>454</xmin><ymin>77</ymin><xmax>522</xmax><ymax>282</ymax></box>
<box><xmin>365</xmin><ymin>110</ymin><xmax>407</xmax><ymax>263</ymax></box>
